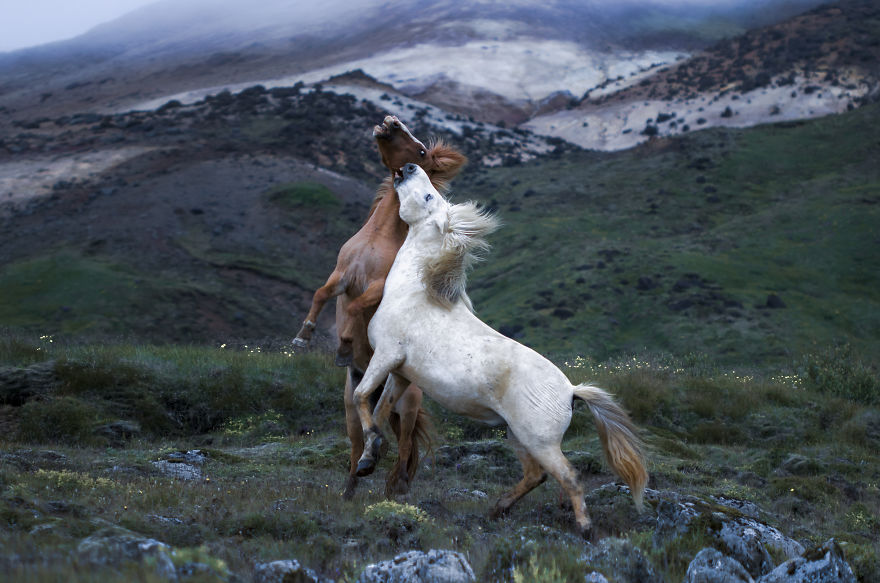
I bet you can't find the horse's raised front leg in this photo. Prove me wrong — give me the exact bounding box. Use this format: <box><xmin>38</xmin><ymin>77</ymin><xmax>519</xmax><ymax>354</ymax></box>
<box><xmin>293</xmin><ymin>269</ymin><xmax>345</xmax><ymax>349</ymax></box>
<box><xmin>352</xmin><ymin>351</ymin><xmax>404</xmax><ymax>476</ymax></box>
<box><xmin>335</xmin><ymin>278</ymin><xmax>385</xmax><ymax>367</ymax></box>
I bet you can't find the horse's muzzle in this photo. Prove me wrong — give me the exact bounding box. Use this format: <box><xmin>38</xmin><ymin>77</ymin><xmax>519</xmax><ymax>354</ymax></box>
<box><xmin>393</xmin><ymin>163</ymin><xmax>418</xmax><ymax>188</ymax></box>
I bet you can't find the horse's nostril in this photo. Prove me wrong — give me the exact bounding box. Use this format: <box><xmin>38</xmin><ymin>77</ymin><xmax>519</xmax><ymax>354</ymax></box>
<box><xmin>404</xmin><ymin>163</ymin><xmax>418</xmax><ymax>174</ymax></box>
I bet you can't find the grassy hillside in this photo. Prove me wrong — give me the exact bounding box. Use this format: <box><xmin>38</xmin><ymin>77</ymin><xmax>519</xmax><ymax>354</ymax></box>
<box><xmin>467</xmin><ymin>102</ymin><xmax>880</xmax><ymax>366</ymax></box>
<box><xmin>0</xmin><ymin>334</ymin><xmax>877</xmax><ymax>581</ymax></box>
<box><xmin>0</xmin><ymin>89</ymin><xmax>877</xmax><ymax>369</ymax></box>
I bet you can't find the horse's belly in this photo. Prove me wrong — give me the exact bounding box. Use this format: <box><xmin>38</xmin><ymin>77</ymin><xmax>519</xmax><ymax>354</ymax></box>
<box><xmin>398</xmin><ymin>339</ymin><xmax>508</xmax><ymax>426</ymax></box>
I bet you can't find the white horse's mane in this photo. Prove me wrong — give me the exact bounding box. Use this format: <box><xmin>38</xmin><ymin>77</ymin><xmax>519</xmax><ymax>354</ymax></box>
<box><xmin>421</xmin><ymin>201</ymin><xmax>500</xmax><ymax>309</ymax></box>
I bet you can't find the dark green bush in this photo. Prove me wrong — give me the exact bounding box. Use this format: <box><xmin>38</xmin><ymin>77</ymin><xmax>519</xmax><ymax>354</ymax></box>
<box><xmin>801</xmin><ymin>344</ymin><xmax>879</xmax><ymax>405</ymax></box>
<box><xmin>17</xmin><ymin>396</ymin><xmax>99</xmax><ymax>443</ymax></box>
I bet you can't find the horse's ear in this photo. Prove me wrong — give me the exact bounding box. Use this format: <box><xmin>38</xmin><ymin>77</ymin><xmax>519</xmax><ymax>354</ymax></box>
<box><xmin>427</xmin><ymin>141</ymin><xmax>467</xmax><ymax>189</ymax></box>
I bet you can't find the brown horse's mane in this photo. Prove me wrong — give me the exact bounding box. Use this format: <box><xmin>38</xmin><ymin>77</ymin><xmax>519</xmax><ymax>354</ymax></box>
<box><xmin>367</xmin><ymin>139</ymin><xmax>466</xmax><ymax>218</ymax></box>
<box><xmin>421</xmin><ymin>201</ymin><xmax>500</xmax><ymax>310</ymax></box>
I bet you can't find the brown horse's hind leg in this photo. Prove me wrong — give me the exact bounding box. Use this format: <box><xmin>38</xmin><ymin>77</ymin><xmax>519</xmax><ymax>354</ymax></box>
<box><xmin>343</xmin><ymin>367</ymin><xmax>364</xmax><ymax>499</ymax></box>
<box><xmin>294</xmin><ymin>269</ymin><xmax>345</xmax><ymax>348</ymax></box>
<box><xmin>336</xmin><ymin>278</ymin><xmax>385</xmax><ymax>366</ymax></box>
<box><xmin>491</xmin><ymin>431</ymin><xmax>548</xmax><ymax>519</ymax></box>
<box><xmin>384</xmin><ymin>383</ymin><xmax>421</xmax><ymax>498</ymax></box>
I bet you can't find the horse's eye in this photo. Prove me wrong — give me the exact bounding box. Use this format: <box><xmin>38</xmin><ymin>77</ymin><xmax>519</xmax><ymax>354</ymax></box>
<box><xmin>424</xmin><ymin>193</ymin><xmax>433</xmax><ymax>202</ymax></box>
<box><xmin>419</xmin><ymin>149</ymin><xmax>426</xmax><ymax>157</ymax></box>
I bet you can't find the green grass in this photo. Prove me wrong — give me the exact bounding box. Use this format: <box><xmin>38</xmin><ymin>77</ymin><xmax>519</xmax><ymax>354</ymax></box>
<box><xmin>1</xmin><ymin>98</ymin><xmax>877</xmax><ymax>372</ymax></box>
<box><xmin>0</xmin><ymin>334</ymin><xmax>877</xmax><ymax>582</ymax></box>
<box><xmin>0</xmin><ymin>252</ymin><xmax>149</xmax><ymax>334</ymax></box>
<box><xmin>266</xmin><ymin>181</ymin><xmax>341</xmax><ymax>210</ymax></box>
<box><xmin>0</xmin><ymin>251</ymin><xmax>274</xmax><ymax>342</ymax></box>
<box><xmin>467</xmin><ymin>102</ymin><xmax>880</xmax><ymax>366</ymax></box>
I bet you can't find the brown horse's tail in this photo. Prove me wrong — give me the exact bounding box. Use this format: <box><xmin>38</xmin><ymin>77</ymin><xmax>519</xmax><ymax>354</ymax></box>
<box><xmin>408</xmin><ymin>406</ymin><xmax>435</xmax><ymax>482</ymax></box>
<box><xmin>385</xmin><ymin>406</ymin><xmax>435</xmax><ymax>495</ymax></box>
<box><xmin>573</xmin><ymin>383</ymin><xmax>648</xmax><ymax>509</ymax></box>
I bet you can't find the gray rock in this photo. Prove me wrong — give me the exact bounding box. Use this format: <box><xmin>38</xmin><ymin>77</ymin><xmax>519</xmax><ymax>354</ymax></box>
<box><xmin>78</xmin><ymin>528</ymin><xmax>177</xmax><ymax>581</ymax></box>
<box><xmin>151</xmin><ymin>460</ymin><xmax>202</xmax><ymax>480</ymax></box>
<box><xmin>718</xmin><ymin>518</ymin><xmax>804</xmax><ymax>577</ymax></box>
<box><xmin>445</xmin><ymin>488</ymin><xmax>488</xmax><ymax>500</ymax></box>
<box><xmin>166</xmin><ymin>449</ymin><xmax>208</xmax><ymax>465</ymax></box>
<box><xmin>357</xmin><ymin>549</ymin><xmax>475</xmax><ymax>583</ymax></box>
<box><xmin>710</xmin><ymin>496</ymin><xmax>763</xmax><ymax>519</ymax></box>
<box><xmin>254</xmin><ymin>559</ymin><xmax>322</xmax><ymax>583</ymax></box>
<box><xmin>685</xmin><ymin>548</ymin><xmax>754</xmax><ymax>583</ymax></box>
<box><xmin>94</xmin><ymin>420</ymin><xmax>141</xmax><ymax>445</ymax></box>
<box><xmin>653</xmin><ymin>498</ymin><xmax>700</xmax><ymax>545</ymax></box>
<box><xmin>585</xmin><ymin>573</ymin><xmax>611</xmax><ymax>583</ymax></box>
<box><xmin>757</xmin><ymin>539</ymin><xmax>856</xmax><ymax>583</ymax></box>
<box><xmin>583</xmin><ymin>538</ymin><xmax>658</xmax><ymax>583</ymax></box>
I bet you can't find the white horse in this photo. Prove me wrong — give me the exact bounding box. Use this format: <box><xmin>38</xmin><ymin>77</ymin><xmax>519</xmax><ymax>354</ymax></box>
<box><xmin>352</xmin><ymin>163</ymin><xmax>647</xmax><ymax>535</ymax></box>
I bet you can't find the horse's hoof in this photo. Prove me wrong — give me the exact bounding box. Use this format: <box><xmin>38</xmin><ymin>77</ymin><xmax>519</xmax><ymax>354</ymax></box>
<box><xmin>292</xmin><ymin>337</ymin><xmax>309</xmax><ymax>349</ymax></box>
<box><xmin>385</xmin><ymin>476</ymin><xmax>409</xmax><ymax>499</ymax></box>
<box><xmin>579</xmin><ymin>521</ymin><xmax>593</xmax><ymax>540</ymax></box>
<box><xmin>356</xmin><ymin>457</ymin><xmax>376</xmax><ymax>477</ymax></box>
<box><xmin>335</xmin><ymin>340</ymin><xmax>354</xmax><ymax>367</ymax></box>
<box><xmin>356</xmin><ymin>431</ymin><xmax>383</xmax><ymax>476</ymax></box>
<box><xmin>489</xmin><ymin>503</ymin><xmax>508</xmax><ymax>520</ymax></box>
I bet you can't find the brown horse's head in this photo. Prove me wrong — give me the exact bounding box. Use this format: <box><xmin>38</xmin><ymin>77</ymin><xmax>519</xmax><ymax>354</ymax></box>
<box><xmin>374</xmin><ymin>115</ymin><xmax>427</xmax><ymax>170</ymax></box>
<box><xmin>373</xmin><ymin>115</ymin><xmax>467</xmax><ymax>191</ymax></box>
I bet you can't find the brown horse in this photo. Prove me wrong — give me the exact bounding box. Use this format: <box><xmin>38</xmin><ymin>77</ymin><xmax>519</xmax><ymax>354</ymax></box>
<box><xmin>293</xmin><ymin>116</ymin><xmax>467</xmax><ymax>498</ymax></box>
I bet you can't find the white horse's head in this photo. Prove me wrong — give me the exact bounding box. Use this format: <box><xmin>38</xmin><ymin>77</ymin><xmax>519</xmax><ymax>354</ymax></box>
<box><xmin>394</xmin><ymin>163</ymin><xmax>500</xmax><ymax>308</ymax></box>
<box><xmin>394</xmin><ymin>163</ymin><xmax>448</xmax><ymax>232</ymax></box>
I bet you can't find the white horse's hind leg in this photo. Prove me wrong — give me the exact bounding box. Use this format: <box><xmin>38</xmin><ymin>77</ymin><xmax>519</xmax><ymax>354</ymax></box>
<box><xmin>352</xmin><ymin>350</ymin><xmax>404</xmax><ymax>476</ymax></box>
<box><xmin>490</xmin><ymin>431</ymin><xmax>547</xmax><ymax>519</ymax></box>
<box><xmin>532</xmin><ymin>446</ymin><xmax>591</xmax><ymax>536</ymax></box>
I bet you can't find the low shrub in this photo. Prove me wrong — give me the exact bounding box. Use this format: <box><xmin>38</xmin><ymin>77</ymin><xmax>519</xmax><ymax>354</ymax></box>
<box><xmin>800</xmin><ymin>344</ymin><xmax>879</xmax><ymax>405</ymax></box>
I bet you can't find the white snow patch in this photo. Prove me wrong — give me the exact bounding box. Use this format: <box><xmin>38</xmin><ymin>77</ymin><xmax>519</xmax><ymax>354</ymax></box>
<box><xmin>525</xmin><ymin>75</ymin><xmax>867</xmax><ymax>151</ymax></box>
<box><xmin>298</xmin><ymin>40</ymin><xmax>687</xmax><ymax>104</ymax></box>
<box><xmin>123</xmin><ymin>40</ymin><xmax>686</xmax><ymax>112</ymax></box>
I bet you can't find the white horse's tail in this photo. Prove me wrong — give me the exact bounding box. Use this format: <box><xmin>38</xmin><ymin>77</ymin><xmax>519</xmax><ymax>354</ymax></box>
<box><xmin>573</xmin><ymin>384</ymin><xmax>648</xmax><ymax>509</ymax></box>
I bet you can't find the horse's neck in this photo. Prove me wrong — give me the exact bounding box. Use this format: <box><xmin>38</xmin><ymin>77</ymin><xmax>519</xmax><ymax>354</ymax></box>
<box><xmin>386</xmin><ymin>224</ymin><xmax>440</xmax><ymax>294</ymax></box>
<box><xmin>364</xmin><ymin>189</ymin><xmax>408</xmax><ymax>245</ymax></box>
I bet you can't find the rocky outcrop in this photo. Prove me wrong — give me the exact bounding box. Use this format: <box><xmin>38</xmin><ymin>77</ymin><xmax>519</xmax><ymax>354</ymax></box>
<box><xmin>0</xmin><ymin>361</ymin><xmax>57</xmax><ymax>406</ymax></box>
<box><xmin>254</xmin><ymin>559</ymin><xmax>324</xmax><ymax>583</ymax></box>
<box><xmin>357</xmin><ymin>549</ymin><xmax>475</xmax><ymax>583</ymax></box>
<box><xmin>686</xmin><ymin>548</ymin><xmax>755</xmax><ymax>583</ymax></box>
<box><xmin>151</xmin><ymin>449</ymin><xmax>207</xmax><ymax>481</ymax></box>
<box><xmin>683</xmin><ymin>539</ymin><xmax>857</xmax><ymax>583</ymax></box>
<box><xmin>758</xmin><ymin>539</ymin><xmax>856</xmax><ymax>583</ymax></box>
<box><xmin>651</xmin><ymin>489</ymin><xmax>804</xmax><ymax>578</ymax></box>
<box><xmin>77</xmin><ymin>528</ymin><xmax>178</xmax><ymax>581</ymax></box>
<box><xmin>583</xmin><ymin>537</ymin><xmax>659</xmax><ymax>583</ymax></box>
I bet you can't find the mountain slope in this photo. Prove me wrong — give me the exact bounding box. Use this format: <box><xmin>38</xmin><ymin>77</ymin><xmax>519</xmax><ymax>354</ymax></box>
<box><xmin>1</xmin><ymin>81</ymin><xmax>877</xmax><ymax>366</ymax></box>
<box><xmin>0</xmin><ymin>0</ymin><xmax>836</xmax><ymax>135</ymax></box>
<box><xmin>471</xmin><ymin>102</ymin><xmax>880</xmax><ymax>364</ymax></box>
<box><xmin>525</xmin><ymin>0</ymin><xmax>880</xmax><ymax>149</ymax></box>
